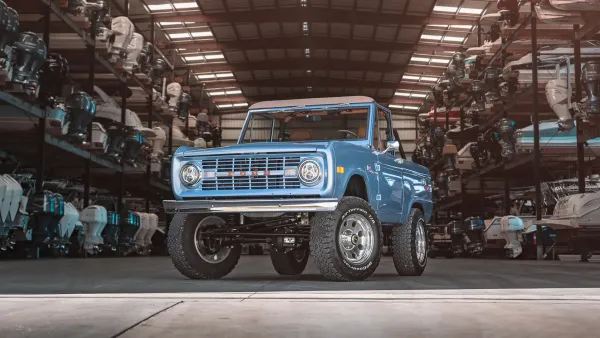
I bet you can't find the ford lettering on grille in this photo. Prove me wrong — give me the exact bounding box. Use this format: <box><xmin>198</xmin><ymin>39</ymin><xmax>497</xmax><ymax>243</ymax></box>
<box><xmin>200</xmin><ymin>156</ymin><xmax>301</xmax><ymax>191</ymax></box>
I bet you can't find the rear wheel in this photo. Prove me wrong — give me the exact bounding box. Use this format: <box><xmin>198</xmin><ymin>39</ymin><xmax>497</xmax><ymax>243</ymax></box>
<box><xmin>270</xmin><ymin>247</ymin><xmax>309</xmax><ymax>275</ymax></box>
<box><xmin>391</xmin><ymin>208</ymin><xmax>428</xmax><ymax>276</ymax></box>
<box><xmin>168</xmin><ymin>214</ymin><xmax>241</xmax><ymax>279</ymax></box>
<box><xmin>310</xmin><ymin>196</ymin><xmax>382</xmax><ymax>281</ymax></box>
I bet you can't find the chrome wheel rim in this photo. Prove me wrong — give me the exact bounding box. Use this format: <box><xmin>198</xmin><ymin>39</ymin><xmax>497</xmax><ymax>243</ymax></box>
<box><xmin>415</xmin><ymin>219</ymin><xmax>427</xmax><ymax>265</ymax></box>
<box><xmin>193</xmin><ymin>216</ymin><xmax>232</xmax><ymax>264</ymax></box>
<box><xmin>338</xmin><ymin>213</ymin><xmax>374</xmax><ymax>265</ymax></box>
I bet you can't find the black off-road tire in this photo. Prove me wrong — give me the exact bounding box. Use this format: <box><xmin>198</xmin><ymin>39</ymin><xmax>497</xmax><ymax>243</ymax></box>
<box><xmin>168</xmin><ymin>213</ymin><xmax>242</xmax><ymax>279</ymax></box>
<box><xmin>270</xmin><ymin>247</ymin><xmax>309</xmax><ymax>275</ymax></box>
<box><xmin>391</xmin><ymin>208</ymin><xmax>427</xmax><ymax>276</ymax></box>
<box><xmin>310</xmin><ymin>196</ymin><xmax>382</xmax><ymax>281</ymax></box>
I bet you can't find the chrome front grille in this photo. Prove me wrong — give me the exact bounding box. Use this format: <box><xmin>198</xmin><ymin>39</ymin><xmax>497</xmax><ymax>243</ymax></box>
<box><xmin>200</xmin><ymin>156</ymin><xmax>301</xmax><ymax>191</ymax></box>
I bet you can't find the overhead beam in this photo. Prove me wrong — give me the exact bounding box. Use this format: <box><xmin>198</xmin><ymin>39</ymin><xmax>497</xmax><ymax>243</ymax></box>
<box><xmin>192</xmin><ymin>77</ymin><xmax>403</xmax><ymax>90</ymax></box>
<box><xmin>131</xmin><ymin>8</ymin><xmax>475</xmax><ymax>26</ymax></box>
<box><xmin>170</xmin><ymin>36</ymin><xmax>417</xmax><ymax>52</ymax></box>
<box><xmin>187</xmin><ymin>59</ymin><xmax>445</xmax><ymax>75</ymax></box>
<box><xmin>213</xmin><ymin>93</ymin><xmax>394</xmax><ymax>103</ymax></box>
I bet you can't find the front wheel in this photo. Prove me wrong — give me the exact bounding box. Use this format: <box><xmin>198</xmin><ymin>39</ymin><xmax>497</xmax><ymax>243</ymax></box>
<box><xmin>391</xmin><ymin>208</ymin><xmax>428</xmax><ymax>276</ymax></box>
<box><xmin>310</xmin><ymin>196</ymin><xmax>382</xmax><ymax>281</ymax></box>
<box><xmin>168</xmin><ymin>214</ymin><xmax>242</xmax><ymax>279</ymax></box>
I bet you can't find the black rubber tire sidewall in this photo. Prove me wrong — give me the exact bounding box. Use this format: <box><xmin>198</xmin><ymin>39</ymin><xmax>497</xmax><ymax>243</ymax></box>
<box><xmin>270</xmin><ymin>247</ymin><xmax>309</xmax><ymax>275</ymax></box>
<box><xmin>168</xmin><ymin>213</ymin><xmax>242</xmax><ymax>279</ymax></box>
<box><xmin>391</xmin><ymin>208</ymin><xmax>427</xmax><ymax>276</ymax></box>
<box><xmin>310</xmin><ymin>196</ymin><xmax>382</xmax><ymax>282</ymax></box>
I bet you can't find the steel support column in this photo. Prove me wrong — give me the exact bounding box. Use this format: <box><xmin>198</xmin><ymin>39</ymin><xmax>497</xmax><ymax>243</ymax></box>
<box><xmin>574</xmin><ymin>25</ymin><xmax>585</xmax><ymax>193</ymax></box>
<box><xmin>477</xmin><ymin>22</ymin><xmax>482</xmax><ymax>47</ymax></box>
<box><xmin>145</xmin><ymin>16</ymin><xmax>155</xmax><ymax>213</ymax></box>
<box><xmin>36</xmin><ymin>6</ymin><xmax>51</xmax><ymax>192</ymax></box>
<box><xmin>531</xmin><ymin>2</ymin><xmax>543</xmax><ymax>260</ymax></box>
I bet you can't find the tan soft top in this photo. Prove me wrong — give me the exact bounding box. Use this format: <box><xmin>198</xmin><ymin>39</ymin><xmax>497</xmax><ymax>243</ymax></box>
<box><xmin>248</xmin><ymin>96</ymin><xmax>375</xmax><ymax>110</ymax></box>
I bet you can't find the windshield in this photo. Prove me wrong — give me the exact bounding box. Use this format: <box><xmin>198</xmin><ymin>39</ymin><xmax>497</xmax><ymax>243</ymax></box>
<box><xmin>240</xmin><ymin>108</ymin><xmax>370</xmax><ymax>143</ymax></box>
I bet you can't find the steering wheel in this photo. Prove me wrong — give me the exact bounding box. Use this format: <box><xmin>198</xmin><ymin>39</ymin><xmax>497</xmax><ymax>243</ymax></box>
<box><xmin>337</xmin><ymin>129</ymin><xmax>359</xmax><ymax>139</ymax></box>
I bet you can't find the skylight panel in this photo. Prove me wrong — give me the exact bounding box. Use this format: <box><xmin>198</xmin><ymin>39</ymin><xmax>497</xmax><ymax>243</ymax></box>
<box><xmin>233</xmin><ymin>103</ymin><xmax>248</xmax><ymax>107</ymax></box>
<box><xmin>204</xmin><ymin>53</ymin><xmax>224</xmax><ymax>60</ymax></box>
<box><xmin>169</xmin><ymin>32</ymin><xmax>191</xmax><ymax>39</ymax></box>
<box><xmin>173</xmin><ymin>2</ymin><xmax>199</xmax><ymax>9</ymax></box>
<box><xmin>184</xmin><ymin>55</ymin><xmax>205</xmax><ymax>62</ymax></box>
<box><xmin>433</xmin><ymin>6</ymin><xmax>457</xmax><ymax>13</ymax></box>
<box><xmin>217</xmin><ymin>104</ymin><xmax>234</xmax><ymax>109</ymax></box>
<box><xmin>411</xmin><ymin>57</ymin><xmax>431</xmax><ymax>63</ymax></box>
<box><xmin>402</xmin><ymin>75</ymin><xmax>421</xmax><ymax>81</ymax></box>
<box><xmin>147</xmin><ymin>4</ymin><xmax>173</xmax><ymax>11</ymax></box>
<box><xmin>421</xmin><ymin>76</ymin><xmax>440</xmax><ymax>82</ymax></box>
<box><xmin>191</xmin><ymin>31</ymin><xmax>213</xmax><ymax>38</ymax></box>
<box><xmin>443</xmin><ymin>36</ymin><xmax>466</xmax><ymax>43</ymax></box>
<box><xmin>458</xmin><ymin>7</ymin><xmax>483</xmax><ymax>15</ymax></box>
<box><xmin>430</xmin><ymin>58</ymin><xmax>451</xmax><ymax>64</ymax></box>
<box><xmin>421</xmin><ymin>34</ymin><xmax>443</xmax><ymax>41</ymax></box>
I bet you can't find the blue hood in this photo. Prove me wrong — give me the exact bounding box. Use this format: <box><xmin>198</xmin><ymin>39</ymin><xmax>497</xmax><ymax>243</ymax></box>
<box><xmin>181</xmin><ymin>141</ymin><xmax>331</xmax><ymax>157</ymax></box>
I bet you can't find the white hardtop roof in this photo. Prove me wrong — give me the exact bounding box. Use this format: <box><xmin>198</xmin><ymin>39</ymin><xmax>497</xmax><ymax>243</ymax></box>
<box><xmin>248</xmin><ymin>96</ymin><xmax>375</xmax><ymax>110</ymax></box>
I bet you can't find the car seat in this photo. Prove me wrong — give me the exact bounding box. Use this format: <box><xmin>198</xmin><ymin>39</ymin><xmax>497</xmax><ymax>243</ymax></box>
<box><xmin>290</xmin><ymin>130</ymin><xmax>312</xmax><ymax>141</ymax></box>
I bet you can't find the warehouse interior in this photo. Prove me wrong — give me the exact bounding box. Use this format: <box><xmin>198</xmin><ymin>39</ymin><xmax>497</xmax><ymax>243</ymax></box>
<box><xmin>1</xmin><ymin>0</ymin><xmax>600</xmax><ymax>337</ymax></box>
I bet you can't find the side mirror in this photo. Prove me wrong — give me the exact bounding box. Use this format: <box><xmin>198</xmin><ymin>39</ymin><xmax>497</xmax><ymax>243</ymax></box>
<box><xmin>383</xmin><ymin>140</ymin><xmax>400</xmax><ymax>153</ymax></box>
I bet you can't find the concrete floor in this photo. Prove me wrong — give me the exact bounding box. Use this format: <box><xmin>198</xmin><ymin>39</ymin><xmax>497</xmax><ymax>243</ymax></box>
<box><xmin>1</xmin><ymin>256</ymin><xmax>600</xmax><ymax>337</ymax></box>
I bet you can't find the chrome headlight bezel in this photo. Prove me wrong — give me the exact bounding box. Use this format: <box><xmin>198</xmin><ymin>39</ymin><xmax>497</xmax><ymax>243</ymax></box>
<box><xmin>298</xmin><ymin>159</ymin><xmax>323</xmax><ymax>186</ymax></box>
<box><xmin>180</xmin><ymin>163</ymin><xmax>202</xmax><ymax>187</ymax></box>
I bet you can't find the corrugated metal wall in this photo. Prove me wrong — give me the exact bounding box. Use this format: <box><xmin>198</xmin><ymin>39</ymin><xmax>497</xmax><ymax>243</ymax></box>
<box><xmin>218</xmin><ymin>112</ymin><xmax>417</xmax><ymax>158</ymax></box>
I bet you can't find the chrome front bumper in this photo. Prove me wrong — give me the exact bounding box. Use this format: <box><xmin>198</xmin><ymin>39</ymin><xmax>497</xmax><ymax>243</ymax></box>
<box><xmin>163</xmin><ymin>198</ymin><xmax>339</xmax><ymax>214</ymax></box>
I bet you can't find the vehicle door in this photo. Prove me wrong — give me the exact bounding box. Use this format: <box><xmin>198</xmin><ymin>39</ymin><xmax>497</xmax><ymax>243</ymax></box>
<box><xmin>376</xmin><ymin>109</ymin><xmax>405</xmax><ymax>222</ymax></box>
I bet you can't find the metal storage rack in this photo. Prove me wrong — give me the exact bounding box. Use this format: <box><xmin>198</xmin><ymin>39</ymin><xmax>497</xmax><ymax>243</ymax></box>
<box><xmin>0</xmin><ymin>0</ymin><xmax>176</xmax><ymax>215</ymax></box>
<box><xmin>428</xmin><ymin>1</ymin><xmax>599</xmax><ymax>259</ymax></box>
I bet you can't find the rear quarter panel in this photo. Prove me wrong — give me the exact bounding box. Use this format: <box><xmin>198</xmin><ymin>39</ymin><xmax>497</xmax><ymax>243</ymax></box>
<box><xmin>400</xmin><ymin>160</ymin><xmax>433</xmax><ymax>224</ymax></box>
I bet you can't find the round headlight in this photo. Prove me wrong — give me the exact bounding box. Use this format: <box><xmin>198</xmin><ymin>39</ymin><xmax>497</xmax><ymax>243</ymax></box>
<box><xmin>298</xmin><ymin>159</ymin><xmax>322</xmax><ymax>186</ymax></box>
<box><xmin>180</xmin><ymin>163</ymin><xmax>202</xmax><ymax>186</ymax></box>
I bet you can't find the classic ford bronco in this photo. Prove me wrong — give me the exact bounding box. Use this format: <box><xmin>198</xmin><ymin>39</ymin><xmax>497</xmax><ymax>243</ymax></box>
<box><xmin>163</xmin><ymin>96</ymin><xmax>433</xmax><ymax>281</ymax></box>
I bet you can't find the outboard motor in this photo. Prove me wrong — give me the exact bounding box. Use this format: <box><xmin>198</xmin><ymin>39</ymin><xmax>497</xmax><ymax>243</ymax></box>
<box><xmin>435</xmin><ymin>171</ymin><xmax>449</xmax><ymax>201</ymax></box>
<box><xmin>469</xmin><ymin>142</ymin><xmax>482</xmax><ymax>169</ymax></box>
<box><xmin>461</xmin><ymin>216</ymin><xmax>485</xmax><ymax>257</ymax></box>
<box><xmin>39</xmin><ymin>53</ymin><xmax>69</xmax><ymax>107</ymax></box>
<box><xmin>0</xmin><ymin>5</ymin><xmax>18</xmax><ymax>80</ymax></box>
<box><xmin>84</xmin><ymin>0</ymin><xmax>111</xmax><ymax>41</ymax></box>
<box><xmin>118</xmin><ymin>211</ymin><xmax>140</xmax><ymax>256</ymax></box>
<box><xmin>101</xmin><ymin>211</ymin><xmax>120</xmax><ymax>253</ymax></box>
<box><xmin>448</xmin><ymin>218</ymin><xmax>465</xmax><ymax>257</ymax></box>
<box><xmin>582</xmin><ymin>61</ymin><xmax>600</xmax><ymax>120</ymax></box>
<box><xmin>211</xmin><ymin>122</ymin><xmax>222</xmax><ymax>148</ymax></box>
<box><xmin>107</xmin><ymin>16</ymin><xmax>134</xmax><ymax>65</ymax></box>
<box><xmin>471</xmin><ymin>80</ymin><xmax>486</xmax><ymax>114</ymax></box>
<box><xmin>138</xmin><ymin>42</ymin><xmax>153</xmax><ymax>77</ymax></box>
<box><xmin>496</xmin><ymin>118</ymin><xmax>517</xmax><ymax>158</ymax></box>
<box><xmin>151</xmin><ymin>58</ymin><xmax>166</xmax><ymax>92</ymax></box>
<box><xmin>30</xmin><ymin>191</ymin><xmax>65</xmax><ymax>256</ymax></box>
<box><xmin>80</xmin><ymin>205</ymin><xmax>107</xmax><ymax>255</ymax></box>
<box><xmin>122</xmin><ymin>129</ymin><xmax>143</xmax><ymax>166</ymax></box>
<box><xmin>149</xmin><ymin>126</ymin><xmax>166</xmax><ymax>174</ymax></box>
<box><xmin>64</xmin><ymin>91</ymin><xmax>97</xmax><ymax>143</ymax></box>
<box><xmin>178</xmin><ymin>92</ymin><xmax>191</xmax><ymax>121</ymax></box>
<box><xmin>431</xmin><ymin>83</ymin><xmax>446</xmax><ymax>108</ymax></box>
<box><xmin>501</xmin><ymin>216</ymin><xmax>525</xmax><ymax>258</ymax></box>
<box><xmin>123</xmin><ymin>32</ymin><xmax>143</xmax><ymax>73</ymax></box>
<box><xmin>546</xmin><ymin>79</ymin><xmax>575</xmax><ymax>130</ymax></box>
<box><xmin>105</xmin><ymin>125</ymin><xmax>127</xmax><ymax>162</ymax></box>
<box><xmin>12</xmin><ymin>32</ymin><xmax>46</xmax><ymax>89</ymax></box>
<box><xmin>452</xmin><ymin>52</ymin><xmax>467</xmax><ymax>81</ymax></box>
<box><xmin>497</xmin><ymin>0</ymin><xmax>520</xmax><ymax>27</ymax></box>
<box><xmin>484</xmin><ymin>68</ymin><xmax>503</xmax><ymax>103</ymax></box>
<box><xmin>166</xmin><ymin>82</ymin><xmax>182</xmax><ymax>116</ymax></box>
<box><xmin>465</xmin><ymin>55</ymin><xmax>481</xmax><ymax>80</ymax></box>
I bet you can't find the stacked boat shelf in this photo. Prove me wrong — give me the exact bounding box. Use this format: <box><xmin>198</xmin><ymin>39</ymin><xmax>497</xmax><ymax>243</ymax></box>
<box><xmin>416</xmin><ymin>0</ymin><xmax>600</xmax><ymax>260</ymax></box>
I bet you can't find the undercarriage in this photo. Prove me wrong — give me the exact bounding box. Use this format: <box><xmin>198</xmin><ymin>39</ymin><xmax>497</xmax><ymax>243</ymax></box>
<box><xmin>198</xmin><ymin>213</ymin><xmax>311</xmax><ymax>254</ymax></box>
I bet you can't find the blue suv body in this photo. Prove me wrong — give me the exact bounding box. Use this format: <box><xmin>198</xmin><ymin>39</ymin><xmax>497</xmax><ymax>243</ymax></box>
<box><xmin>164</xmin><ymin>96</ymin><xmax>433</xmax><ymax>282</ymax></box>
